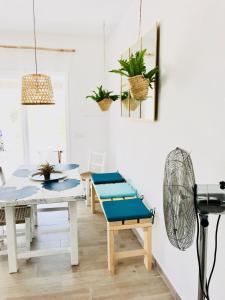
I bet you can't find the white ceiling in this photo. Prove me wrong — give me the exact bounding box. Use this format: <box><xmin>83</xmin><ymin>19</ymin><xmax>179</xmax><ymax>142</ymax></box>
<box><xmin>0</xmin><ymin>0</ymin><xmax>136</xmax><ymax>36</ymax></box>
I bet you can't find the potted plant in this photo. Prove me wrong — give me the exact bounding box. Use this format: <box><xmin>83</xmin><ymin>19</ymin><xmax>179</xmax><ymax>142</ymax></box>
<box><xmin>121</xmin><ymin>91</ymin><xmax>139</xmax><ymax>111</ymax></box>
<box><xmin>110</xmin><ymin>49</ymin><xmax>159</xmax><ymax>101</ymax></box>
<box><xmin>37</xmin><ymin>162</ymin><xmax>55</xmax><ymax>181</ymax></box>
<box><xmin>86</xmin><ymin>85</ymin><xmax>119</xmax><ymax>111</ymax></box>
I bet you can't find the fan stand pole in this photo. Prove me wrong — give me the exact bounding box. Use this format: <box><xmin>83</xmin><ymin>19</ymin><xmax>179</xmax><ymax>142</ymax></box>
<box><xmin>198</xmin><ymin>214</ymin><xmax>209</xmax><ymax>300</ymax></box>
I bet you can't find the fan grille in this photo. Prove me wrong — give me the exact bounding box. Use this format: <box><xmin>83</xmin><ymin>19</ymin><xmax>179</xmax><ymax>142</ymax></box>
<box><xmin>163</xmin><ymin>148</ymin><xmax>196</xmax><ymax>251</ymax></box>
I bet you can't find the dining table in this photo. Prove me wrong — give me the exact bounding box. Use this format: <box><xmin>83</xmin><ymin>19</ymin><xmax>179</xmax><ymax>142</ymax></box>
<box><xmin>0</xmin><ymin>163</ymin><xmax>85</xmax><ymax>273</ymax></box>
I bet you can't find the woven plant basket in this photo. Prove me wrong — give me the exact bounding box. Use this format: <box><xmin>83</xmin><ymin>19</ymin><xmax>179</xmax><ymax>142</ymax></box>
<box><xmin>128</xmin><ymin>75</ymin><xmax>149</xmax><ymax>101</ymax></box>
<box><xmin>98</xmin><ymin>98</ymin><xmax>113</xmax><ymax>111</ymax></box>
<box><xmin>122</xmin><ymin>97</ymin><xmax>139</xmax><ymax>111</ymax></box>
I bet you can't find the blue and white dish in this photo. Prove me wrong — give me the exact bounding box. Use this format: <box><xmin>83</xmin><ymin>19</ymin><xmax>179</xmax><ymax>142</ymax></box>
<box><xmin>29</xmin><ymin>171</ymin><xmax>67</xmax><ymax>182</ymax></box>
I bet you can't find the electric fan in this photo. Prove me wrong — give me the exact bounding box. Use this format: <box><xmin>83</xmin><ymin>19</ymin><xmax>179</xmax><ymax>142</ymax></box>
<box><xmin>163</xmin><ymin>147</ymin><xmax>225</xmax><ymax>300</ymax></box>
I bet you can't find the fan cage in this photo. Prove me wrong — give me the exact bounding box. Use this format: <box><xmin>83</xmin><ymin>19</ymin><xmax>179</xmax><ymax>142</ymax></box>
<box><xmin>163</xmin><ymin>148</ymin><xmax>196</xmax><ymax>251</ymax></box>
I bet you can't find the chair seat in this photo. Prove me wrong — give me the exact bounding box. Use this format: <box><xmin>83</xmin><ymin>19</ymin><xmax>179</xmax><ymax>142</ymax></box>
<box><xmin>95</xmin><ymin>182</ymin><xmax>137</xmax><ymax>199</ymax></box>
<box><xmin>91</xmin><ymin>172</ymin><xmax>126</xmax><ymax>185</ymax></box>
<box><xmin>80</xmin><ymin>171</ymin><xmax>91</xmax><ymax>181</ymax></box>
<box><xmin>102</xmin><ymin>198</ymin><xmax>153</xmax><ymax>222</ymax></box>
<box><xmin>0</xmin><ymin>206</ymin><xmax>31</xmax><ymax>226</ymax></box>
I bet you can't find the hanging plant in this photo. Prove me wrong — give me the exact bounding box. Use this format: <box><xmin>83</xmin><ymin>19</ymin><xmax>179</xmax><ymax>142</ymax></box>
<box><xmin>110</xmin><ymin>49</ymin><xmax>159</xmax><ymax>101</ymax></box>
<box><xmin>86</xmin><ymin>85</ymin><xmax>119</xmax><ymax>111</ymax></box>
<box><xmin>121</xmin><ymin>91</ymin><xmax>139</xmax><ymax>111</ymax></box>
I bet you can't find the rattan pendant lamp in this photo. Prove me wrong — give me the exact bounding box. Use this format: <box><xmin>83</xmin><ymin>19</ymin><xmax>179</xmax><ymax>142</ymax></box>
<box><xmin>21</xmin><ymin>0</ymin><xmax>54</xmax><ymax>105</ymax></box>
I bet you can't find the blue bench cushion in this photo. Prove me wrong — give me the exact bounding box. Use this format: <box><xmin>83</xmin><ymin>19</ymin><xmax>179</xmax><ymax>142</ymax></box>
<box><xmin>91</xmin><ymin>172</ymin><xmax>126</xmax><ymax>184</ymax></box>
<box><xmin>102</xmin><ymin>198</ymin><xmax>153</xmax><ymax>222</ymax></box>
<box><xmin>95</xmin><ymin>183</ymin><xmax>137</xmax><ymax>199</ymax></box>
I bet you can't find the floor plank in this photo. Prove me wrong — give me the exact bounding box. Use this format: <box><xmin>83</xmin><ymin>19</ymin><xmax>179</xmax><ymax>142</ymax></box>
<box><xmin>0</xmin><ymin>201</ymin><xmax>173</xmax><ymax>300</ymax></box>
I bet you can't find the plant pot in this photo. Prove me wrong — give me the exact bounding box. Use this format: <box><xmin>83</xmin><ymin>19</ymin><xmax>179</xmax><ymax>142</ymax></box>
<box><xmin>128</xmin><ymin>75</ymin><xmax>149</xmax><ymax>100</ymax></box>
<box><xmin>122</xmin><ymin>97</ymin><xmax>139</xmax><ymax>111</ymax></box>
<box><xmin>44</xmin><ymin>173</ymin><xmax>51</xmax><ymax>181</ymax></box>
<box><xmin>98</xmin><ymin>98</ymin><xmax>113</xmax><ymax>111</ymax></box>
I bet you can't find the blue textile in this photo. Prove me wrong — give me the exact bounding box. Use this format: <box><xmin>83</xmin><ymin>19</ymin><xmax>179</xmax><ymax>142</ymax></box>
<box><xmin>95</xmin><ymin>182</ymin><xmax>137</xmax><ymax>199</ymax></box>
<box><xmin>13</xmin><ymin>169</ymin><xmax>34</xmax><ymax>178</ymax></box>
<box><xmin>91</xmin><ymin>172</ymin><xmax>126</xmax><ymax>185</ymax></box>
<box><xmin>43</xmin><ymin>179</ymin><xmax>80</xmax><ymax>191</ymax></box>
<box><xmin>0</xmin><ymin>186</ymin><xmax>39</xmax><ymax>201</ymax></box>
<box><xmin>54</xmin><ymin>163</ymin><xmax>79</xmax><ymax>171</ymax></box>
<box><xmin>102</xmin><ymin>198</ymin><xmax>153</xmax><ymax>222</ymax></box>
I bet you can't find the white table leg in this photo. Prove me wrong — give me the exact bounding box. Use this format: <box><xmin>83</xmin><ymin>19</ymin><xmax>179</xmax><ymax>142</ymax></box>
<box><xmin>25</xmin><ymin>217</ymin><xmax>31</xmax><ymax>250</ymax></box>
<box><xmin>85</xmin><ymin>178</ymin><xmax>90</xmax><ymax>206</ymax></box>
<box><xmin>5</xmin><ymin>206</ymin><xmax>18</xmax><ymax>273</ymax></box>
<box><xmin>68</xmin><ymin>201</ymin><xmax>78</xmax><ymax>265</ymax></box>
<box><xmin>32</xmin><ymin>204</ymin><xmax>38</xmax><ymax>226</ymax></box>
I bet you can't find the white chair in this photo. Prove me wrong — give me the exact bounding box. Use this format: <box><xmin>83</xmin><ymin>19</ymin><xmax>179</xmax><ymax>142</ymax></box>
<box><xmin>80</xmin><ymin>151</ymin><xmax>106</xmax><ymax>206</ymax></box>
<box><xmin>0</xmin><ymin>167</ymin><xmax>32</xmax><ymax>251</ymax></box>
<box><xmin>38</xmin><ymin>149</ymin><xmax>64</xmax><ymax>164</ymax></box>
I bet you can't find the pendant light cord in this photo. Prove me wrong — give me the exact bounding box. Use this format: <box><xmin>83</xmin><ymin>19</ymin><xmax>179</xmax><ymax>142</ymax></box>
<box><xmin>32</xmin><ymin>0</ymin><xmax>38</xmax><ymax>74</ymax></box>
<box><xmin>103</xmin><ymin>21</ymin><xmax>106</xmax><ymax>84</ymax></box>
<box><xmin>138</xmin><ymin>0</ymin><xmax>143</xmax><ymax>39</ymax></box>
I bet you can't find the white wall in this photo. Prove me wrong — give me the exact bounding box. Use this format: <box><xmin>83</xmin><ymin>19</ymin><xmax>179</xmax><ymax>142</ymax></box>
<box><xmin>0</xmin><ymin>31</ymin><xmax>108</xmax><ymax>171</ymax></box>
<box><xmin>106</xmin><ymin>1</ymin><xmax>225</xmax><ymax>299</ymax></box>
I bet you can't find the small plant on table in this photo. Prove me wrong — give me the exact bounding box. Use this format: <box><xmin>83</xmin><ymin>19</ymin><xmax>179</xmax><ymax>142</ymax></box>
<box><xmin>37</xmin><ymin>162</ymin><xmax>55</xmax><ymax>181</ymax></box>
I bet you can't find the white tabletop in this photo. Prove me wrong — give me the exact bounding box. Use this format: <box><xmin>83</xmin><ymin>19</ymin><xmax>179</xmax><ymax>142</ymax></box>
<box><xmin>0</xmin><ymin>164</ymin><xmax>85</xmax><ymax>207</ymax></box>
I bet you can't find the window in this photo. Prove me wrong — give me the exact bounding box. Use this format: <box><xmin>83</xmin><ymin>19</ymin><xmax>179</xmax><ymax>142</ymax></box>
<box><xmin>0</xmin><ymin>72</ymin><xmax>67</xmax><ymax>177</ymax></box>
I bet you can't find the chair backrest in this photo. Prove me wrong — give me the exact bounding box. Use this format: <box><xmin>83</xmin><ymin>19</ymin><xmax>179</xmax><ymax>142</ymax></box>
<box><xmin>88</xmin><ymin>151</ymin><xmax>105</xmax><ymax>173</ymax></box>
<box><xmin>0</xmin><ymin>166</ymin><xmax>6</xmax><ymax>186</ymax></box>
<box><xmin>38</xmin><ymin>149</ymin><xmax>63</xmax><ymax>164</ymax></box>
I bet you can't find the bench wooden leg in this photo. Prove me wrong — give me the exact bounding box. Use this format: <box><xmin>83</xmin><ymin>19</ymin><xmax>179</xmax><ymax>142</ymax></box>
<box><xmin>143</xmin><ymin>226</ymin><xmax>152</xmax><ymax>271</ymax></box>
<box><xmin>107</xmin><ymin>228</ymin><xmax>115</xmax><ymax>275</ymax></box>
<box><xmin>91</xmin><ymin>184</ymin><xmax>96</xmax><ymax>214</ymax></box>
<box><xmin>85</xmin><ymin>178</ymin><xmax>90</xmax><ymax>207</ymax></box>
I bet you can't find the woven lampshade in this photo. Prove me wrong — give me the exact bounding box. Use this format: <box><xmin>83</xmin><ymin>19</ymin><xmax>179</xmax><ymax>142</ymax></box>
<box><xmin>21</xmin><ymin>74</ymin><xmax>54</xmax><ymax>105</ymax></box>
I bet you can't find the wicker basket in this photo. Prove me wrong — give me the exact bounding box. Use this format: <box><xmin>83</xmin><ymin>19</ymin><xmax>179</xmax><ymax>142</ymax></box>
<box><xmin>122</xmin><ymin>97</ymin><xmax>139</xmax><ymax>111</ymax></box>
<box><xmin>128</xmin><ymin>75</ymin><xmax>149</xmax><ymax>101</ymax></box>
<box><xmin>98</xmin><ymin>98</ymin><xmax>113</xmax><ymax>111</ymax></box>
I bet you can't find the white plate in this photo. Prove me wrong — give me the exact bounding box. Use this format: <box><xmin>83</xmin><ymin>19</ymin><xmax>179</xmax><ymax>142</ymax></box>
<box><xmin>29</xmin><ymin>171</ymin><xmax>67</xmax><ymax>182</ymax></box>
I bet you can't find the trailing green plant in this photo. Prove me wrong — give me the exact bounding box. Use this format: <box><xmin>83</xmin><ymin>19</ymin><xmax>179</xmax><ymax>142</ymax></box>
<box><xmin>37</xmin><ymin>162</ymin><xmax>55</xmax><ymax>180</ymax></box>
<box><xmin>121</xmin><ymin>91</ymin><xmax>129</xmax><ymax>100</ymax></box>
<box><xmin>110</xmin><ymin>49</ymin><xmax>159</xmax><ymax>89</ymax></box>
<box><xmin>86</xmin><ymin>85</ymin><xmax>119</xmax><ymax>102</ymax></box>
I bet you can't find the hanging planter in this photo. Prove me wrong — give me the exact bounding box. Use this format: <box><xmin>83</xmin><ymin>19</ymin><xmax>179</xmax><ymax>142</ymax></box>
<box><xmin>128</xmin><ymin>75</ymin><xmax>149</xmax><ymax>101</ymax></box>
<box><xmin>86</xmin><ymin>85</ymin><xmax>118</xmax><ymax>112</ymax></box>
<box><xmin>121</xmin><ymin>91</ymin><xmax>139</xmax><ymax>111</ymax></box>
<box><xmin>110</xmin><ymin>49</ymin><xmax>159</xmax><ymax>101</ymax></box>
<box><xmin>97</xmin><ymin>98</ymin><xmax>113</xmax><ymax>111</ymax></box>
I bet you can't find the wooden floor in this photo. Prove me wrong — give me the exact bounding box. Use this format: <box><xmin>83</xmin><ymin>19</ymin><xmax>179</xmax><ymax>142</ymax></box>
<box><xmin>0</xmin><ymin>201</ymin><xmax>174</xmax><ymax>300</ymax></box>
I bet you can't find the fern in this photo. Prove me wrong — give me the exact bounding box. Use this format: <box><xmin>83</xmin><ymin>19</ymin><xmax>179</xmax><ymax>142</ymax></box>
<box><xmin>144</xmin><ymin>67</ymin><xmax>159</xmax><ymax>88</ymax></box>
<box><xmin>110</xmin><ymin>49</ymin><xmax>159</xmax><ymax>89</ymax></box>
<box><xmin>86</xmin><ymin>85</ymin><xmax>119</xmax><ymax>102</ymax></box>
<box><xmin>121</xmin><ymin>91</ymin><xmax>129</xmax><ymax>100</ymax></box>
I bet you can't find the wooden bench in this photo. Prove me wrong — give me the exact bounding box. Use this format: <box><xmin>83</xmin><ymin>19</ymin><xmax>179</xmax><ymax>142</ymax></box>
<box><xmin>102</xmin><ymin>198</ymin><xmax>153</xmax><ymax>275</ymax></box>
<box><xmin>91</xmin><ymin>182</ymin><xmax>137</xmax><ymax>214</ymax></box>
<box><xmin>90</xmin><ymin>172</ymin><xmax>127</xmax><ymax>214</ymax></box>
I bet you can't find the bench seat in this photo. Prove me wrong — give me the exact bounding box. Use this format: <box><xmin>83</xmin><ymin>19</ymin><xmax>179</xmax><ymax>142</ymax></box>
<box><xmin>94</xmin><ymin>182</ymin><xmax>137</xmax><ymax>200</ymax></box>
<box><xmin>102</xmin><ymin>198</ymin><xmax>153</xmax><ymax>222</ymax></box>
<box><xmin>91</xmin><ymin>172</ymin><xmax>126</xmax><ymax>185</ymax></box>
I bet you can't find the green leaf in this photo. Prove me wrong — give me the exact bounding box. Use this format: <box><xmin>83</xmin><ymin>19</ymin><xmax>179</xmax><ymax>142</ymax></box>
<box><xmin>86</xmin><ymin>85</ymin><xmax>119</xmax><ymax>102</ymax></box>
<box><xmin>110</xmin><ymin>69</ymin><xmax>128</xmax><ymax>77</ymax></box>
